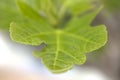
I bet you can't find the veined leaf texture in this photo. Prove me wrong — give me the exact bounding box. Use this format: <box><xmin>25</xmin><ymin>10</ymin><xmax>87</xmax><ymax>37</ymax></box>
<box><xmin>8</xmin><ymin>0</ymin><xmax>107</xmax><ymax>73</ymax></box>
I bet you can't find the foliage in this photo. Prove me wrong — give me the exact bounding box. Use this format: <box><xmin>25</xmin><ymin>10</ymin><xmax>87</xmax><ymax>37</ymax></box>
<box><xmin>0</xmin><ymin>0</ymin><xmax>40</xmax><ymax>30</ymax></box>
<box><xmin>0</xmin><ymin>0</ymin><xmax>107</xmax><ymax>73</ymax></box>
<box><xmin>102</xmin><ymin>0</ymin><xmax>120</xmax><ymax>11</ymax></box>
<box><xmin>0</xmin><ymin>0</ymin><xmax>20</xmax><ymax>30</ymax></box>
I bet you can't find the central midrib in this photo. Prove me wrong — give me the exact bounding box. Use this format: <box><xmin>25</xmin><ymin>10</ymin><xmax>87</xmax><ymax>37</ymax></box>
<box><xmin>53</xmin><ymin>30</ymin><xmax>61</xmax><ymax>69</ymax></box>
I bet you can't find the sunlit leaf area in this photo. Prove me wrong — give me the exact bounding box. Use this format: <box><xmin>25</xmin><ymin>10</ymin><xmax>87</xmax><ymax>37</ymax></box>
<box><xmin>0</xmin><ymin>0</ymin><xmax>120</xmax><ymax>80</ymax></box>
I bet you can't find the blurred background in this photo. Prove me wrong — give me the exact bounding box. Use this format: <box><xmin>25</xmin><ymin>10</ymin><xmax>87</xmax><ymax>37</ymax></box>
<box><xmin>0</xmin><ymin>0</ymin><xmax>120</xmax><ymax>80</ymax></box>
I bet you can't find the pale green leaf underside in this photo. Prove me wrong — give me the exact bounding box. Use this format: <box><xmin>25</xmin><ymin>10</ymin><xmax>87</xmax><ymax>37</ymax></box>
<box><xmin>10</xmin><ymin>4</ymin><xmax>107</xmax><ymax>73</ymax></box>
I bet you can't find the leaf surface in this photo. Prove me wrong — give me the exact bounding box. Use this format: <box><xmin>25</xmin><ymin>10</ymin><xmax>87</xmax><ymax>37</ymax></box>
<box><xmin>0</xmin><ymin>0</ymin><xmax>41</xmax><ymax>30</ymax></box>
<box><xmin>10</xmin><ymin>1</ymin><xmax>107</xmax><ymax>73</ymax></box>
<box><xmin>60</xmin><ymin>0</ymin><xmax>95</xmax><ymax>16</ymax></box>
<box><xmin>0</xmin><ymin>0</ymin><xmax>21</xmax><ymax>30</ymax></box>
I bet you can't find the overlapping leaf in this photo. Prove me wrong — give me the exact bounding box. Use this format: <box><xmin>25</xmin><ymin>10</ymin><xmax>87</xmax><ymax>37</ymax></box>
<box><xmin>59</xmin><ymin>0</ymin><xmax>95</xmax><ymax>16</ymax></box>
<box><xmin>0</xmin><ymin>0</ymin><xmax>41</xmax><ymax>30</ymax></box>
<box><xmin>0</xmin><ymin>0</ymin><xmax>20</xmax><ymax>30</ymax></box>
<box><xmin>10</xmin><ymin>0</ymin><xmax>107</xmax><ymax>73</ymax></box>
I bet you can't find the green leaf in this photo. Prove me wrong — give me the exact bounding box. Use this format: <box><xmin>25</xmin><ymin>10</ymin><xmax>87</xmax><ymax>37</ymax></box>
<box><xmin>0</xmin><ymin>0</ymin><xmax>21</xmax><ymax>30</ymax></box>
<box><xmin>0</xmin><ymin>0</ymin><xmax>33</xmax><ymax>30</ymax></box>
<box><xmin>39</xmin><ymin>0</ymin><xmax>59</xmax><ymax>26</ymax></box>
<box><xmin>17</xmin><ymin>0</ymin><xmax>45</xmax><ymax>22</ymax></box>
<box><xmin>0</xmin><ymin>0</ymin><xmax>41</xmax><ymax>31</ymax></box>
<box><xmin>61</xmin><ymin>0</ymin><xmax>95</xmax><ymax>16</ymax></box>
<box><xmin>10</xmin><ymin>1</ymin><xmax>107</xmax><ymax>73</ymax></box>
<box><xmin>10</xmin><ymin>18</ymin><xmax>54</xmax><ymax>45</ymax></box>
<box><xmin>102</xmin><ymin>0</ymin><xmax>120</xmax><ymax>11</ymax></box>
